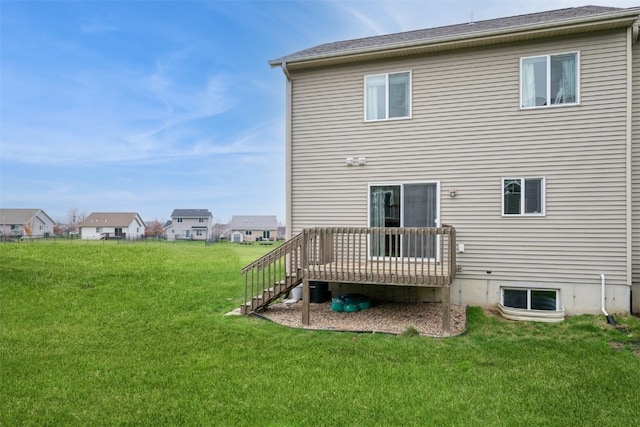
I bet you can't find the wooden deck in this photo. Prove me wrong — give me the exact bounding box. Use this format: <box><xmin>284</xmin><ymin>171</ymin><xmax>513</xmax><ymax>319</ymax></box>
<box><xmin>241</xmin><ymin>226</ymin><xmax>457</xmax><ymax>335</ymax></box>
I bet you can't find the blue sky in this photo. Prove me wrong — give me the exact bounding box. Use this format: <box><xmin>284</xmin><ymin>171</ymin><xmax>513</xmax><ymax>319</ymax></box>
<box><xmin>1</xmin><ymin>0</ymin><xmax>637</xmax><ymax>225</ymax></box>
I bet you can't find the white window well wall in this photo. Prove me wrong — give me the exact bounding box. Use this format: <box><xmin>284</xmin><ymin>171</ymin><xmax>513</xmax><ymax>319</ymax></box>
<box><xmin>499</xmin><ymin>287</ymin><xmax>565</xmax><ymax>322</ymax></box>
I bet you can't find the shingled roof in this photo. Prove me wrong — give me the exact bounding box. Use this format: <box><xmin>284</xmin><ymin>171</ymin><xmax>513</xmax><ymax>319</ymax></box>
<box><xmin>170</xmin><ymin>209</ymin><xmax>212</xmax><ymax>218</ymax></box>
<box><xmin>229</xmin><ymin>215</ymin><xmax>278</xmax><ymax>230</ymax></box>
<box><xmin>270</xmin><ymin>6</ymin><xmax>639</xmax><ymax>69</ymax></box>
<box><xmin>0</xmin><ymin>208</ymin><xmax>55</xmax><ymax>225</ymax></box>
<box><xmin>80</xmin><ymin>212</ymin><xmax>145</xmax><ymax>228</ymax></box>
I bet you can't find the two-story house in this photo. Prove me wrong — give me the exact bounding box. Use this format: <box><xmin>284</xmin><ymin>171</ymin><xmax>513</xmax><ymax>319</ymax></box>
<box><xmin>166</xmin><ymin>209</ymin><xmax>213</xmax><ymax>241</ymax></box>
<box><xmin>241</xmin><ymin>6</ymin><xmax>640</xmax><ymax>325</ymax></box>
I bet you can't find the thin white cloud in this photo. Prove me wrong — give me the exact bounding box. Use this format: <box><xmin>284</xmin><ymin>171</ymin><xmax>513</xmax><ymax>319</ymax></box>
<box><xmin>80</xmin><ymin>21</ymin><xmax>119</xmax><ymax>34</ymax></box>
<box><xmin>327</xmin><ymin>0</ymin><xmax>640</xmax><ymax>40</ymax></box>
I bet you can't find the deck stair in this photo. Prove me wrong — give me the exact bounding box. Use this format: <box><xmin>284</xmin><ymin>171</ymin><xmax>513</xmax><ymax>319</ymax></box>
<box><xmin>240</xmin><ymin>232</ymin><xmax>305</xmax><ymax>315</ymax></box>
<box><xmin>240</xmin><ymin>275</ymin><xmax>301</xmax><ymax>314</ymax></box>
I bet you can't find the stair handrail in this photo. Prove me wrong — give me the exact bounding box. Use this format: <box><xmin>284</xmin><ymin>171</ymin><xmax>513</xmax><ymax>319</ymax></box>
<box><xmin>241</xmin><ymin>232</ymin><xmax>305</xmax><ymax>313</ymax></box>
<box><xmin>241</xmin><ymin>232</ymin><xmax>303</xmax><ymax>274</ymax></box>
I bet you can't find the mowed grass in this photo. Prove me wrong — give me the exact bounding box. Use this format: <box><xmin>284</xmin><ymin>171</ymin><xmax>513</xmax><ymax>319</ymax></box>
<box><xmin>1</xmin><ymin>240</ymin><xmax>639</xmax><ymax>426</ymax></box>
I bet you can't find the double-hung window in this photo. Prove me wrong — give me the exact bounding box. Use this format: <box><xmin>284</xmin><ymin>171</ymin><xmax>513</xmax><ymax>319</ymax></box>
<box><xmin>503</xmin><ymin>177</ymin><xmax>544</xmax><ymax>216</ymax></box>
<box><xmin>521</xmin><ymin>52</ymin><xmax>578</xmax><ymax>108</ymax></box>
<box><xmin>365</xmin><ymin>71</ymin><xmax>411</xmax><ymax>121</ymax></box>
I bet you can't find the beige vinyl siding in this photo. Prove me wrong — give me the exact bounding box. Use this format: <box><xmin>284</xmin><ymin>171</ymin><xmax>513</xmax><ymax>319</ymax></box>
<box><xmin>289</xmin><ymin>30</ymin><xmax>629</xmax><ymax>287</ymax></box>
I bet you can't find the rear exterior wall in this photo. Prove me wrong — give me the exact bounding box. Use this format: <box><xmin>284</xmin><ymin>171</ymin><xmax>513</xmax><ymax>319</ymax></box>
<box><xmin>288</xmin><ymin>30</ymin><xmax>632</xmax><ymax>314</ymax></box>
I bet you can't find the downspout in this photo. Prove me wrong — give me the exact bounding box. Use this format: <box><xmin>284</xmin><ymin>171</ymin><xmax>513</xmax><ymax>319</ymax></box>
<box><xmin>601</xmin><ymin>274</ymin><xmax>616</xmax><ymax>326</ymax></box>
<box><xmin>281</xmin><ymin>61</ymin><xmax>292</xmax><ymax>81</ymax></box>
<box><xmin>282</xmin><ymin>62</ymin><xmax>293</xmax><ymax>240</ymax></box>
<box><xmin>626</xmin><ymin>26</ymin><xmax>635</xmax><ymax>313</ymax></box>
<box><xmin>634</xmin><ymin>23</ymin><xmax>640</xmax><ymax>314</ymax></box>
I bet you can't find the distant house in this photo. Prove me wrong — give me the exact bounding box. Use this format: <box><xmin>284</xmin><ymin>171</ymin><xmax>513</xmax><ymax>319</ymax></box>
<box><xmin>166</xmin><ymin>209</ymin><xmax>212</xmax><ymax>241</ymax></box>
<box><xmin>0</xmin><ymin>208</ymin><xmax>56</xmax><ymax>238</ymax></box>
<box><xmin>163</xmin><ymin>220</ymin><xmax>173</xmax><ymax>238</ymax></box>
<box><xmin>228</xmin><ymin>215</ymin><xmax>278</xmax><ymax>243</ymax></box>
<box><xmin>80</xmin><ymin>212</ymin><xmax>145</xmax><ymax>240</ymax></box>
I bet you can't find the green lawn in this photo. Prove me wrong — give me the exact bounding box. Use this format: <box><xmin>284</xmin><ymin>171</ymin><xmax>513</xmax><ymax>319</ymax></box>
<box><xmin>1</xmin><ymin>240</ymin><xmax>639</xmax><ymax>426</ymax></box>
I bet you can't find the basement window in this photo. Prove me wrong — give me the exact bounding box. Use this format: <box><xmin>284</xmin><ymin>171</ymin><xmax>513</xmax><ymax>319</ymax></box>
<box><xmin>502</xmin><ymin>288</ymin><xmax>558</xmax><ymax>311</ymax></box>
<box><xmin>499</xmin><ymin>288</ymin><xmax>564</xmax><ymax>322</ymax></box>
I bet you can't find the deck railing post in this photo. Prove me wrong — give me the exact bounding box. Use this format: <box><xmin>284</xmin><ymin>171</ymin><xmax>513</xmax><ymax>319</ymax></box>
<box><xmin>320</xmin><ymin>228</ymin><xmax>333</xmax><ymax>265</ymax></box>
<box><xmin>442</xmin><ymin>226</ymin><xmax>454</xmax><ymax>336</ymax></box>
<box><xmin>449</xmin><ymin>226</ymin><xmax>456</xmax><ymax>280</ymax></box>
<box><xmin>301</xmin><ymin>229</ymin><xmax>310</xmax><ymax>325</ymax></box>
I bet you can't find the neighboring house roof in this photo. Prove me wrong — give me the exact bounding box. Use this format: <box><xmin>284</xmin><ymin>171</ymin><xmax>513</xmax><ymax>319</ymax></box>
<box><xmin>80</xmin><ymin>212</ymin><xmax>145</xmax><ymax>228</ymax></box>
<box><xmin>170</xmin><ymin>209</ymin><xmax>212</xmax><ymax>218</ymax></box>
<box><xmin>270</xmin><ymin>6</ymin><xmax>639</xmax><ymax>69</ymax></box>
<box><xmin>228</xmin><ymin>215</ymin><xmax>278</xmax><ymax>230</ymax></box>
<box><xmin>0</xmin><ymin>208</ymin><xmax>56</xmax><ymax>225</ymax></box>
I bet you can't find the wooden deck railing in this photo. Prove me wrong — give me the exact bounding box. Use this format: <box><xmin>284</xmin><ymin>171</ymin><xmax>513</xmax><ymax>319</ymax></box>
<box><xmin>303</xmin><ymin>226</ymin><xmax>456</xmax><ymax>286</ymax></box>
<box><xmin>241</xmin><ymin>226</ymin><xmax>456</xmax><ymax>315</ymax></box>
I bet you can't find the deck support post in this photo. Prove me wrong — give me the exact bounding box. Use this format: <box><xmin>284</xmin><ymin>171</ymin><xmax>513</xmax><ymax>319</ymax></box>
<box><xmin>301</xmin><ymin>229</ymin><xmax>310</xmax><ymax>325</ymax></box>
<box><xmin>442</xmin><ymin>286</ymin><xmax>451</xmax><ymax>337</ymax></box>
<box><xmin>302</xmin><ymin>277</ymin><xmax>310</xmax><ymax>325</ymax></box>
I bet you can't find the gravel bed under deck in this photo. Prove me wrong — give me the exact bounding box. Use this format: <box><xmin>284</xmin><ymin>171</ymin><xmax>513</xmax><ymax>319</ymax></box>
<box><xmin>256</xmin><ymin>301</ymin><xmax>466</xmax><ymax>337</ymax></box>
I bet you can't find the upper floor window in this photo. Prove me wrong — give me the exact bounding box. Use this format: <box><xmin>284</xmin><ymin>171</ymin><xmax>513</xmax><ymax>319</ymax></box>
<box><xmin>365</xmin><ymin>71</ymin><xmax>411</xmax><ymax>121</ymax></box>
<box><xmin>503</xmin><ymin>177</ymin><xmax>545</xmax><ymax>216</ymax></box>
<box><xmin>177</xmin><ymin>218</ymin><xmax>183</xmax><ymax>223</ymax></box>
<box><xmin>199</xmin><ymin>218</ymin><xmax>205</xmax><ymax>223</ymax></box>
<box><xmin>521</xmin><ymin>52</ymin><xmax>578</xmax><ymax>108</ymax></box>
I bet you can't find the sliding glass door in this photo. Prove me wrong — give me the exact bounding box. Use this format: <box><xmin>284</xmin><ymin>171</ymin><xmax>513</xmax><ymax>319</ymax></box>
<box><xmin>369</xmin><ymin>182</ymin><xmax>439</xmax><ymax>258</ymax></box>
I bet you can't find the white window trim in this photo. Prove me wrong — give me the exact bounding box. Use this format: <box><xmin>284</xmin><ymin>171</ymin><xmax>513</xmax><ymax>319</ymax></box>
<box><xmin>520</xmin><ymin>51</ymin><xmax>580</xmax><ymax>109</ymax></box>
<box><xmin>364</xmin><ymin>71</ymin><xmax>412</xmax><ymax>122</ymax></box>
<box><xmin>501</xmin><ymin>177</ymin><xmax>546</xmax><ymax>217</ymax></box>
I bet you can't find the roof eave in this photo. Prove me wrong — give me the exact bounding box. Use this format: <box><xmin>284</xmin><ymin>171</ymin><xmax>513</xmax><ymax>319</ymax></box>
<box><xmin>270</xmin><ymin>10</ymin><xmax>640</xmax><ymax>70</ymax></box>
